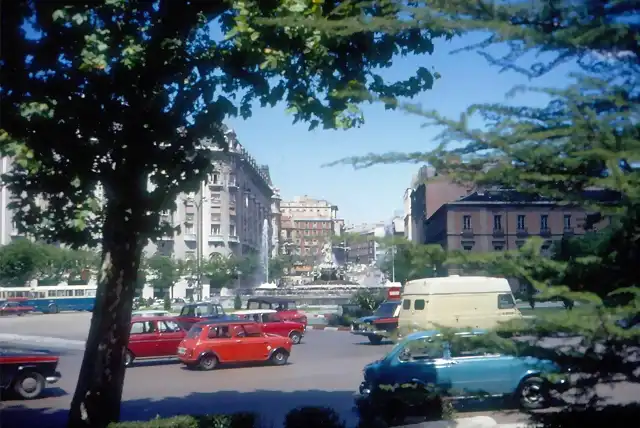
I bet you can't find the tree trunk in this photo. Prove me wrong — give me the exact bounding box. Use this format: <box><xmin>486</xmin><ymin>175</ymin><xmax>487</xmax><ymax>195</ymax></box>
<box><xmin>67</xmin><ymin>198</ymin><xmax>145</xmax><ymax>428</ymax></box>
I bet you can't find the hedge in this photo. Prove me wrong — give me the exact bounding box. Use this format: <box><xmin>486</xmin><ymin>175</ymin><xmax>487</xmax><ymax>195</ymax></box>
<box><xmin>109</xmin><ymin>385</ymin><xmax>453</xmax><ymax>428</ymax></box>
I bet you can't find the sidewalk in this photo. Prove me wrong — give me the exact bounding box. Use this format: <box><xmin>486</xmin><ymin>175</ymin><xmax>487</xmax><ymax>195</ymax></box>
<box><xmin>406</xmin><ymin>417</ymin><xmax>533</xmax><ymax>427</ymax></box>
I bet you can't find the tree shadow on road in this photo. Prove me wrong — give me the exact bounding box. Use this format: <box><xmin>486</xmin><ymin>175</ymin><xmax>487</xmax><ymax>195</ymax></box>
<box><xmin>0</xmin><ymin>389</ymin><xmax>362</xmax><ymax>428</ymax></box>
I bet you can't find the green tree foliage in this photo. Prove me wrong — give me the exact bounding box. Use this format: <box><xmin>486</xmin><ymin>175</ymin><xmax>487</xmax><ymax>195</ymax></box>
<box><xmin>268</xmin><ymin>255</ymin><xmax>294</xmax><ymax>283</ymax></box>
<box><xmin>234</xmin><ymin>294</ymin><xmax>243</xmax><ymax>310</ymax></box>
<box><xmin>202</xmin><ymin>254</ymin><xmax>238</xmax><ymax>289</ymax></box>
<box><xmin>301</xmin><ymin>0</ymin><xmax>640</xmax><ymax>425</ymax></box>
<box><xmin>146</xmin><ymin>255</ymin><xmax>188</xmax><ymax>299</ymax></box>
<box><xmin>377</xmin><ymin>238</ymin><xmax>446</xmax><ymax>284</ymax></box>
<box><xmin>1</xmin><ymin>2</ymin><xmax>443</xmax><ymax>426</ymax></box>
<box><xmin>350</xmin><ymin>288</ymin><xmax>385</xmax><ymax>313</ymax></box>
<box><xmin>0</xmin><ymin>241</ymin><xmax>98</xmax><ymax>286</ymax></box>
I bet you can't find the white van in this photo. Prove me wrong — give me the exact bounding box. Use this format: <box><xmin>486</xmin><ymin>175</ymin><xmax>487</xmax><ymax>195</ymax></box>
<box><xmin>398</xmin><ymin>275</ymin><xmax>522</xmax><ymax>333</ymax></box>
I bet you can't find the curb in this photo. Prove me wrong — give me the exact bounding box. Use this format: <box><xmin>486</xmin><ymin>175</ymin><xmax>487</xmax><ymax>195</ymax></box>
<box><xmin>0</xmin><ymin>333</ymin><xmax>86</xmax><ymax>350</ymax></box>
<box><xmin>401</xmin><ymin>417</ymin><xmax>533</xmax><ymax>428</ymax></box>
<box><xmin>309</xmin><ymin>325</ymin><xmax>350</xmax><ymax>331</ymax></box>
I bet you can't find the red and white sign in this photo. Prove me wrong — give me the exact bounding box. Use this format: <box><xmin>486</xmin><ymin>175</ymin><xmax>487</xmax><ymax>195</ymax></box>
<box><xmin>387</xmin><ymin>287</ymin><xmax>401</xmax><ymax>300</ymax></box>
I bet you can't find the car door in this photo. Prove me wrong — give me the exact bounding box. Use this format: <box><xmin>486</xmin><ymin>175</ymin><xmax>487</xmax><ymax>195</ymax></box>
<box><xmin>128</xmin><ymin>321</ymin><xmax>159</xmax><ymax>358</ymax></box>
<box><xmin>261</xmin><ymin>313</ymin><xmax>285</xmax><ymax>336</ymax></box>
<box><xmin>232</xmin><ymin>324</ymin><xmax>270</xmax><ymax>362</ymax></box>
<box><xmin>205</xmin><ymin>325</ymin><xmax>236</xmax><ymax>362</ymax></box>
<box><xmin>441</xmin><ymin>335</ymin><xmax>517</xmax><ymax>397</ymax></box>
<box><xmin>157</xmin><ymin>320</ymin><xmax>185</xmax><ymax>356</ymax></box>
<box><xmin>385</xmin><ymin>338</ymin><xmax>448</xmax><ymax>389</ymax></box>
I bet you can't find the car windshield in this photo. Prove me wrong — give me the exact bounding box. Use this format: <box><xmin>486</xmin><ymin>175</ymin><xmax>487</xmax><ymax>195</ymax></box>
<box><xmin>187</xmin><ymin>326</ymin><xmax>203</xmax><ymax>339</ymax></box>
<box><xmin>374</xmin><ymin>302</ymin><xmax>399</xmax><ymax>317</ymax></box>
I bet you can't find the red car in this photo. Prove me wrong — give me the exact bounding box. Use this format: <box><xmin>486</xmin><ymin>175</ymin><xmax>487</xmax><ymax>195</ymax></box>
<box><xmin>177</xmin><ymin>320</ymin><xmax>292</xmax><ymax>370</ymax></box>
<box><xmin>245</xmin><ymin>297</ymin><xmax>307</xmax><ymax>327</ymax></box>
<box><xmin>0</xmin><ymin>299</ymin><xmax>34</xmax><ymax>316</ymax></box>
<box><xmin>233</xmin><ymin>309</ymin><xmax>305</xmax><ymax>344</ymax></box>
<box><xmin>0</xmin><ymin>347</ymin><xmax>61</xmax><ymax>399</ymax></box>
<box><xmin>125</xmin><ymin>316</ymin><xmax>186</xmax><ymax>366</ymax></box>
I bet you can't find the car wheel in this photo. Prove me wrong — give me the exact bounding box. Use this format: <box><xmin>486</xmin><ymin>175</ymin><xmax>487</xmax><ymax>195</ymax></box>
<box><xmin>289</xmin><ymin>331</ymin><xmax>302</xmax><ymax>344</ymax></box>
<box><xmin>198</xmin><ymin>354</ymin><xmax>218</xmax><ymax>371</ymax></box>
<box><xmin>14</xmin><ymin>371</ymin><xmax>45</xmax><ymax>399</ymax></box>
<box><xmin>368</xmin><ymin>335</ymin><xmax>383</xmax><ymax>345</ymax></box>
<box><xmin>48</xmin><ymin>304</ymin><xmax>59</xmax><ymax>314</ymax></box>
<box><xmin>124</xmin><ymin>350</ymin><xmax>134</xmax><ymax>367</ymax></box>
<box><xmin>518</xmin><ymin>376</ymin><xmax>549</xmax><ymax>410</ymax></box>
<box><xmin>270</xmin><ymin>349</ymin><xmax>288</xmax><ymax>366</ymax></box>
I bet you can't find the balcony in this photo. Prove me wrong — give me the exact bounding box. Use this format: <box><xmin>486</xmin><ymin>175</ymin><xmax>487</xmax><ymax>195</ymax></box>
<box><xmin>539</xmin><ymin>228</ymin><xmax>551</xmax><ymax>237</ymax></box>
<box><xmin>563</xmin><ymin>227</ymin><xmax>574</xmax><ymax>236</ymax></box>
<box><xmin>492</xmin><ymin>228</ymin><xmax>505</xmax><ymax>237</ymax></box>
<box><xmin>515</xmin><ymin>227</ymin><xmax>529</xmax><ymax>237</ymax></box>
<box><xmin>460</xmin><ymin>228</ymin><xmax>474</xmax><ymax>238</ymax></box>
<box><xmin>183</xmin><ymin>233</ymin><xmax>196</xmax><ymax>241</ymax></box>
<box><xmin>208</xmin><ymin>233</ymin><xmax>224</xmax><ymax>242</ymax></box>
<box><xmin>228</xmin><ymin>180</ymin><xmax>238</xmax><ymax>189</ymax></box>
<box><xmin>228</xmin><ymin>235</ymin><xmax>240</xmax><ymax>243</ymax></box>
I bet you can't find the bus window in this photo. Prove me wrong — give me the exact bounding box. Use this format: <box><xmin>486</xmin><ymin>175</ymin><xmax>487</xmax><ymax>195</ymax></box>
<box><xmin>48</xmin><ymin>290</ymin><xmax>56</xmax><ymax>297</ymax></box>
<box><xmin>75</xmin><ymin>289</ymin><xmax>85</xmax><ymax>296</ymax></box>
<box><xmin>86</xmin><ymin>289</ymin><xmax>96</xmax><ymax>297</ymax></box>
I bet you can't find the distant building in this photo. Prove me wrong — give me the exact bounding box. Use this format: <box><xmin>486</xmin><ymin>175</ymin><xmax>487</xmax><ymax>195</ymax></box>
<box><xmin>424</xmin><ymin>188</ymin><xmax>617</xmax><ymax>254</ymax></box>
<box><xmin>279</xmin><ymin>196</ymin><xmax>342</xmax><ymax>261</ymax></box>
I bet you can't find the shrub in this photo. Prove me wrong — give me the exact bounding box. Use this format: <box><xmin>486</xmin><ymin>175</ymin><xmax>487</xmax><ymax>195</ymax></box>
<box><xmin>356</xmin><ymin>383</ymin><xmax>454</xmax><ymax>427</ymax></box>
<box><xmin>284</xmin><ymin>407</ymin><xmax>345</xmax><ymax>428</ymax></box>
<box><xmin>234</xmin><ymin>294</ymin><xmax>242</xmax><ymax>310</ymax></box>
<box><xmin>108</xmin><ymin>413</ymin><xmax>257</xmax><ymax>428</ymax></box>
<box><xmin>327</xmin><ymin>314</ymin><xmax>353</xmax><ymax>327</ymax></box>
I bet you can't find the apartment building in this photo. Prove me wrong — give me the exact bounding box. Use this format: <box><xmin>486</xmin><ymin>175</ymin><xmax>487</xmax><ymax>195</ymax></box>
<box><xmin>405</xmin><ymin>165</ymin><xmax>471</xmax><ymax>244</ymax></box>
<box><xmin>279</xmin><ymin>196</ymin><xmax>342</xmax><ymax>261</ymax></box>
<box><xmin>146</xmin><ymin>128</ymin><xmax>275</xmax><ymax>262</ymax></box>
<box><xmin>424</xmin><ymin>188</ymin><xmax>617</xmax><ymax>254</ymax></box>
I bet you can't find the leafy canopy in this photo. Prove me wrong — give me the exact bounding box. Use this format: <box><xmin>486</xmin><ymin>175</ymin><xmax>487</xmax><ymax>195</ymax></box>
<box><xmin>1</xmin><ymin>0</ymin><xmax>448</xmax><ymax>248</ymax></box>
<box><xmin>296</xmin><ymin>0</ymin><xmax>640</xmax><ymax>425</ymax></box>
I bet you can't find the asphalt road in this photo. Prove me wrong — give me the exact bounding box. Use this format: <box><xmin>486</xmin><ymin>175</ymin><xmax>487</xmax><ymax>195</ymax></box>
<box><xmin>0</xmin><ymin>313</ymin><xmax>637</xmax><ymax>428</ymax></box>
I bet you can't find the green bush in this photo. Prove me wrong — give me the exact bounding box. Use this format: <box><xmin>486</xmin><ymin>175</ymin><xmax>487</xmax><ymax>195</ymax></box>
<box><xmin>356</xmin><ymin>383</ymin><xmax>454</xmax><ymax>427</ymax></box>
<box><xmin>327</xmin><ymin>314</ymin><xmax>353</xmax><ymax>327</ymax></box>
<box><xmin>284</xmin><ymin>407</ymin><xmax>345</xmax><ymax>428</ymax></box>
<box><xmin>108</xmin><ymin>413</ymin><xmax>257</xmax><ymax>428</ymax></box>
<box><xmin>234</xmin><ymin>294</ymin><xmax>242</xmax><ymax>310</ymax></box>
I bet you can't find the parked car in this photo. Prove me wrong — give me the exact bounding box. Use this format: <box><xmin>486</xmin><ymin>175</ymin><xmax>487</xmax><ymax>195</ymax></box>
<box><xmin>175</xmin><ymin>302</ymin><xmax>229</xmax><ymax>330</ymax></box>
<box><xmin>125</xmin><ymin>316</ymin><xmax>186</xmax><ymax>366</ymax></box>
<box><xmin>0</xmin><ymin>300</ymin><xmax>34</xmax><ymax>316</ymax></box>
<box><xmin>0</xmin><ymin>347</ymin><xmax>61</xmax><ymax>399</ymax></box>
<box><xmin>233</xmin><ymin>309</ymin><xmax>305</xmax><ymax>344</ymax></box>
<box><xmin>177</xmin><ymin>320</ymin><xmax>292</xmax><ymax>370</ymax></box>
<box><xmin>351</xmin><ymin>287</ymin><xmax>401</xmax><ymax>345</ymax></box>
<box><xmin>132</xmin><ymin>310</ymin><xmax>172</xmax><ymax>317</ymax></box>
<box><xmin>357</xmin><ymin>329</ymin><xmax>570</xmax><ymax>410</ymax></box>
<box><xmin>245</xmin><ymin>297</ymin><xmax>307</xmax><ymax>327</ymax></box>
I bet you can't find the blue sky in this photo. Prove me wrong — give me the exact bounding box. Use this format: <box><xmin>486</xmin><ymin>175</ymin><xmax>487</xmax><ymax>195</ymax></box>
<box><xmin>227</xmin><ymin>33</ymin><xmax>575</xmax><ymax>225</ymax></box>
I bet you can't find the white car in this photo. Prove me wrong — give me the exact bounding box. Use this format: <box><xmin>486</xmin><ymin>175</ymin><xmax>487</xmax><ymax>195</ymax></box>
<box><xmin>132</xmin><ymin>310</ymin><xmax>171</xmax><ymax>317</ymax></box>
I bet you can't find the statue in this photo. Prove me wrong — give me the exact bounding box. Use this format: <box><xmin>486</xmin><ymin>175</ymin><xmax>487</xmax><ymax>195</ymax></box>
<box><xmin>321</xmin><ymin>242</ymin><xmax>334</xmax><ymax>265</ymax></box>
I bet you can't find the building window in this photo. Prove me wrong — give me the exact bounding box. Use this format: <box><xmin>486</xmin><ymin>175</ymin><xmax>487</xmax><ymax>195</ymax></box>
<box><xmin>211</xmin><ymin>173</ymin><xmax>219</xmax><ymax>184</ymax></box>
<box><xmin>229</xmin><ymin>225</ymin><xmax>236</xmax><ymax>237</ymax></box>
<box><xmin>210</xmin><ymin>192</ymin><xmax>221</xmax><ymax>205</ymax></box>
<box><xmin>462</xmin><ymin>215</ymin><xmax>471</xmax><ymax>230</ymax></box>
<box><xmin>228</xmin><ymin>174</ymin><xmax>236</xmax><ymax>186</ymax></box>
<box><xmin>540</xmin><ymin>214</ymin><xmax>549</xmax><ymax>230</ymax></box>
<box><xmin>211</xmin><ymin>213</ymin><xmax>221</xmax><ymax>223</ymax></box>
<box><xmin>493</xmin><ymin>215</ymin><xmax>502</xmax><ymax>230</ymax></box>
<box><xmin>210</xmin><ymin>224</ymin><xmax>221</xmax><ymax>235</ymax></box>
<box><xmin>563</xmin><ymin>214</ymin><xmax>572</xmax><ymax>229</ymax></box>
<box><xmin>516</xmin><ymin>215</ymin><xmax>526</xmax><ymax>230</ymax></box>
<box><xmin>184</xmin><ymin>225</ymin><xmax>194</xmax><ymax>235</ymax></box>
<box><xmin>185</xmin><ymin>213</ymin><xmax>195</xmax><ymax>223</ymax></box>
<box><xmin>462</xmin><ymin>245</ymin><xmax>473</xmax><ymax>252</ymax></box>
<box><xmin>493</xmin><ymin>244</ymin><xmax>504</xmax><ymax>251</ymax></box>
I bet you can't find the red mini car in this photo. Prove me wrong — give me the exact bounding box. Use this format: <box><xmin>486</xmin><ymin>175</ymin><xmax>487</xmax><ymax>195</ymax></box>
<box><xmin>177</xmin><ymin>320</ymin><xmax>292</xmax><ymax>370</ymax></box>
<box><xmin>0</xmin><ymin>300</ymin><xmax>34</xmax><ymax>316</ymax></box>
<box><xmin>233</xmin><ymin>309</ymin><xmax>305</xmax><ymax>344</ymax></box>
<box><xmin>245</xmin><ymin>297</ymin><xmax>307</xmax><ymax>327</ymax></box>
<box><xmin>125</xmin><ymin>316</ymin><xmax>186</xmax><ymax>366</ymax></box>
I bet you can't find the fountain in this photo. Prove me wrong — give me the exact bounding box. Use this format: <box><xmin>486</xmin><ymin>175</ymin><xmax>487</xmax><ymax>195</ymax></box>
<box><xmin>260</xmin><ymin>218</ymin><xmax>270</xmax><ymax>284</ymax></box>
<box><xmin>308</xmin><ymin>242</ymin><xmax>357</xmax><ymax>284</ymax></box>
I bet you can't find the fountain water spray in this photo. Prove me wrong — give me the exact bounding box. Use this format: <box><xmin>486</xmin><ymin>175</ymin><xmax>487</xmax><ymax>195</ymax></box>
<box><xmin>261</xmin><ymin>218</ymin><xmax>270</xmax><ymax>283</ymax></box>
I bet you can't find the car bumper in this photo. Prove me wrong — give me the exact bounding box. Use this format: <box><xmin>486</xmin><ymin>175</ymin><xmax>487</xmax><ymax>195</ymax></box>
<box><xmin>46</xmin><ymin>371</ymin><xmax>62</xmax><ymax>385</ymax></box>
<box><xmin>351</xmin><ymin>329</ymin><xmax>387</xmax><ymax>337</ymax></box>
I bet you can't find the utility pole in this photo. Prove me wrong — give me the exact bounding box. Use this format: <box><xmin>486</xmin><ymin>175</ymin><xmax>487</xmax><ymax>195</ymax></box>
<box><xmin>392</xmin><ymin>244</ymin><xmax>396</xmax><ymax>282</ymax></box>
<box><xmin>195</xmin><ymin>183</ymin><xmax>204</xmax><ymax>301</ymax></box>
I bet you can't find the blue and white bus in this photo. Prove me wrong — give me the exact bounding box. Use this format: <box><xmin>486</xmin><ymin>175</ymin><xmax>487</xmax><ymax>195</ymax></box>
<box><xmin>0</xmin><ymin>282</ymin><xmax>97</xmax><ymax>313</ymax></box>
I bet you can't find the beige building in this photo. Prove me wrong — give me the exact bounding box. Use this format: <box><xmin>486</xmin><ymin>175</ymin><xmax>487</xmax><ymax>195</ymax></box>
<box><xmin>145</xmin><ymin>128</ymin><xmax>275</xmax><ymax>266</ymax></box>
<box><xmin>279</xmin><ymin>196</ymin><xmax>342</xmax><ymax>261</ymax></box>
